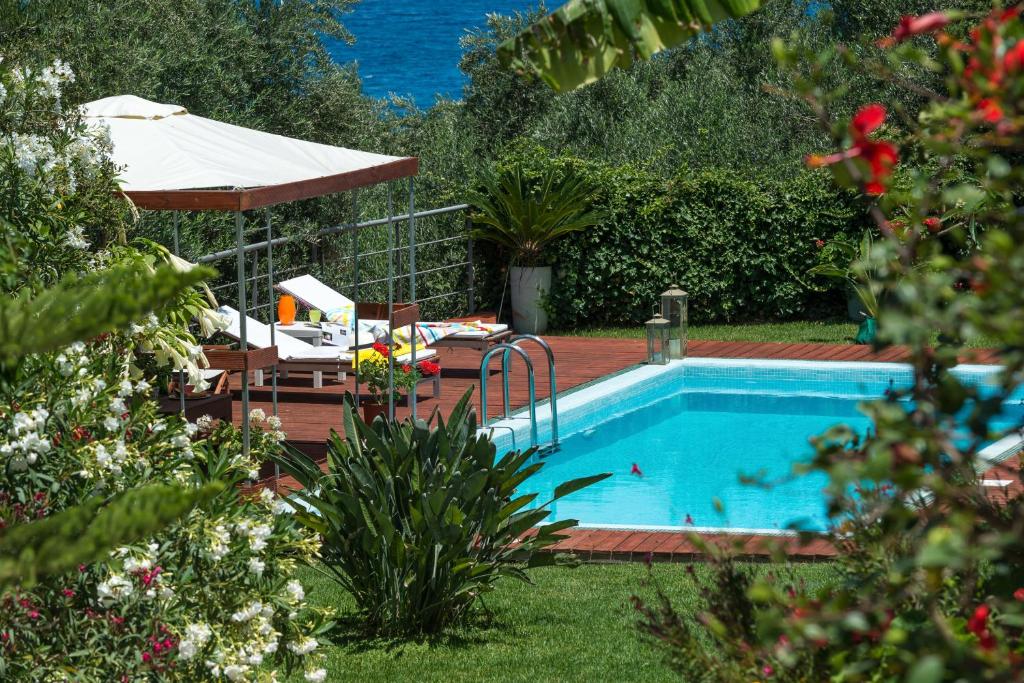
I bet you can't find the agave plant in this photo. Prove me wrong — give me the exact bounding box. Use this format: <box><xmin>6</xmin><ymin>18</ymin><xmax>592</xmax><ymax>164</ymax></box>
<box><xmin>273</xmin><ymin>388</ymin><xmax>610</xmax><ymax>636</ymax></box>
<box><xmin>466</xmin><ymin>163</ymin><xmax>604</xmax><ymax>267</ymax></box>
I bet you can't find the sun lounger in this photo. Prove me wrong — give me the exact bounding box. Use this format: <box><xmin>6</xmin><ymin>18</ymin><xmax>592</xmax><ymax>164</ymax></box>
<box><xmin>215</xmin><ymin>306</ymin><xmax>439</xmax><ymax>396</ymax></box>
<box><xmin>276</xmin><ymin>274</ymin><xmax>512</xmax><ymax>354</ymax></box>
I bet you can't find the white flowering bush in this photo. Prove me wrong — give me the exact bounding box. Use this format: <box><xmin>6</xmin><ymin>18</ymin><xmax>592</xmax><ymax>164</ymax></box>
<box><xmin>0</xmin><ymin>57</ymin><xmax>330</xmax><ymax>681</ymax></box>
<box><xmin>0</xmin><ymin>334</ymin><xmax>331</xmax><ymax>681</ymax></box>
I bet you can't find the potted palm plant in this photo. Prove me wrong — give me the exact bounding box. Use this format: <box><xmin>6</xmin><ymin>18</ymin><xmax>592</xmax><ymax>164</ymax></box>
<box><xmin>466</xmin><ymin>163</ymin><xmax>604</xmax><ymax>334</ymax></box>
<box><xmin>807</xmin><ymin>231</ymin><xmax>883</xmax><ymax>343</ymax></box>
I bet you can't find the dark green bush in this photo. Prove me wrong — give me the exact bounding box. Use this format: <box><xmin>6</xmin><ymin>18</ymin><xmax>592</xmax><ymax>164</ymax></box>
<box><xmin>275</xmin><ymin>389</ymin><xmax>610</xmax><ymax>636</ymax></box>
<box><xmin>476</xmin><ymin>147</ymin><xmax>869</xmax><ymax>326</ymax></box>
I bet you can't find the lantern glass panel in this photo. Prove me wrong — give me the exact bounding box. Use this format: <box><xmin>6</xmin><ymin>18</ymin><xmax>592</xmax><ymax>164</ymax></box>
<box><xmin>660</xmin><ymin>285</ymin><xmax>688</xmax><ymax>360</ymax></box>
<box><xmin>645</xmin><ymin>314</ymin><xmax>671</xmax><ymax>365</ymax></box>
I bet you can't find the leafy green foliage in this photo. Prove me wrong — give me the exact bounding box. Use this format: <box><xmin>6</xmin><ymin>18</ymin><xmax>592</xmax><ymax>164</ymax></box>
<box><xmin>629</xmin><ymin>5</ymin><xmax>1024</xmax><ymax>681</ymax></box>
<box><xmin>0</xmin><ymin>483</ymin><xmax>221</xmax><ymax>589</ymax></box>
<box><xmin>476</xmin><ymin>148</ymin><xmax>868</xmax><ymax>324</ymax></box>
<box><xmin>467</xmin><ymin>162</ymin><xmax>605</xmax><ymax>266</ymax></box>
<box><xmin>498</xmin><ymin>0</ymin><xmax>765</xmax><ymax>92</ymax></box>
<box><xmin>274</xmin><ymin>388</ymin><xmax>611</xmax><ymax>636</ymax></box>
<box><xmin>0</xmin><ymin>263</ymin><xmax>213</xmax><ymax>365</ymax></box>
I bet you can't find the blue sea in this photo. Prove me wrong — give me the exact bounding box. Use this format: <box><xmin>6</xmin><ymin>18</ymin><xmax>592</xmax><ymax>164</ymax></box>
<box><xmin>327</xmin><ymin>0</ymin><xmax>540</xmax><ymax>107</ymax></box>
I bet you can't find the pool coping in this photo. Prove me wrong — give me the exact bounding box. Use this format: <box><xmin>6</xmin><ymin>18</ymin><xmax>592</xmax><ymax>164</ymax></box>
<box><xmin>482</xmin><ymin>356</ymin><xmax>1024</xmax><ymax>543</ymax></box>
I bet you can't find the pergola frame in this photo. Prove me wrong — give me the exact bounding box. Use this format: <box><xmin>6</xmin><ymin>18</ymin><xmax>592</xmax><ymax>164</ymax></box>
<box><xmin>147</xmin><ymin>157</ymin><xmax>420</xmax><ymax>459</ymax></box>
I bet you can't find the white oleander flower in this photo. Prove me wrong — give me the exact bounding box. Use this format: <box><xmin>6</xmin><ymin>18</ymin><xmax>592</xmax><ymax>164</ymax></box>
<box><xmin>196</xmin><ymin>414</ymin><xmax>215</xmax><ymax>432</ymax></box>
<box><xmin>248</xmin><ymin>557</ymin><xmax>265</xmax><ymax>576</ymax></box>
<box><xmin>103</xmin><ymin>416</ymin><xmax>119</xmax><ymax>432</ymax></box>
<box><xmin>96</xmin><ymin>574</ymin><xmax>133</xmax><ymax>606</ymax></box>
<box><xmin>285</xmin><ymin>579</ymin><xmax>305</xmax><ymax>603</ymax></box>
<box><xmin>305</xmin><ymin>669</ymin><xmax>327</xmax><ymax>682</ymax></box>
<box><xmin>64</xmin><ymin>225</ymin><xmax>90</xmax><ymax>250</ymax></box>
<box><xmin>231</xmin><ymin>600</ymin><xmax>263</xmax><ymax>623</ymax></box>
<box><xmin>223</xmin><ymin>664</ymin><xmax>248</xmax><ymax>681</ymax></box>
<box><xmin>288</xmin><ymin>637</ymin><xmax>317</xmax><ymax>655</ymax></box>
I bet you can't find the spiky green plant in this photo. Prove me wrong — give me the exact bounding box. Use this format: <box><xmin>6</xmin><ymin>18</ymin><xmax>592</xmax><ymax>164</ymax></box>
<box><xmin>274</xmin><ymin>388</ymin><xmax>611</xmax><ymax>636</ymax></box>
<box><xmin>466</xmin><ymin>163</ymin><xmax>605</xmax><ymax>267</ymax></box>
<box><xmin>498</xmin><ymin>0</ymin><xmax>765</xmax><ymax>92</ymax></box>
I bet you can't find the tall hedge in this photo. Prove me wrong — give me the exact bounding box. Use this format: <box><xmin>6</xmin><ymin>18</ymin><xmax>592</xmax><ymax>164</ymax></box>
<box><xmin>477</xmin><ymin>150</ymin><xmax>870</xmax><ymax>326</ymax></box>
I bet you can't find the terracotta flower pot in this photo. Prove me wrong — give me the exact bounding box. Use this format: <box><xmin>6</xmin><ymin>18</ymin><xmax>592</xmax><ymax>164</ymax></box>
<box><xmin>362</xmin><ymin>403</ymin><xmax>388</xmax><ymax>424</ymax></box>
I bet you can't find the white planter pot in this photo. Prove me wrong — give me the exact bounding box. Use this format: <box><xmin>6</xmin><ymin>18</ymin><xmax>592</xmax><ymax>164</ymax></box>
<box><xmin>510</xmin><ymin>266</ymin><xmax>551</xmax><ymax>335</ymax></box>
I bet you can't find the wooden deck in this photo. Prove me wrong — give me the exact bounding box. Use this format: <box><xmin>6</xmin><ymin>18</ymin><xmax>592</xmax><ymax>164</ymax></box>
<box><xmin>219</xmin><ymin>337</ymin><xmax>1008</xmax><ymax>561</ymax></box>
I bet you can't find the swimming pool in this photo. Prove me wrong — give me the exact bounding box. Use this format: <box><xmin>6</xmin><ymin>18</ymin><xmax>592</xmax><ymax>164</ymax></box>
<box><xmin>485</xmin><ymin>359</ymin><xmax>1024</xmax><ymax>534</ymax></box>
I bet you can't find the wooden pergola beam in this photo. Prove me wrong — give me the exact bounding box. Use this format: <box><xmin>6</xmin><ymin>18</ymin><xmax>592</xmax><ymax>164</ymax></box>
<box><xmin>121</xmin><ymin>157</ymin><xmax>419</xmax><ymax>212</ymax></box>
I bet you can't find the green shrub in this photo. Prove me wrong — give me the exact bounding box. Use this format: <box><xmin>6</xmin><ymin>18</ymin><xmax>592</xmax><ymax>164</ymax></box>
<box><xmin>275</xmin><ymin>389</ymin><xmax>610</xmax><ymax>637</ymax></box>
<box><xmin>476</xmin><ymin>147</ymin><xmax>869</xmax><ymax>325</ymax></box>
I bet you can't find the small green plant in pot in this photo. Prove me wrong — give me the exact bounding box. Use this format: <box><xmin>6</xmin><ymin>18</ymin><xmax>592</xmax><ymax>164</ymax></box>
<box><xmin>467</xmin><ymin>163</ymin><xmax>604</xmax><ymax>334</ymax></box>
<box><xmin>807</xmin><ymin>231</ymin><xmax>883</xmax><ymax>343</ymax></box>
<box><xmin>273</xmin><ymin>387</ymin><xmax>611</xmax><ymax>636</ymax></box>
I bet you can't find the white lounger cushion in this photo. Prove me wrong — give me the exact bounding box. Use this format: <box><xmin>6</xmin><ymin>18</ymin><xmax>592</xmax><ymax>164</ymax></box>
<box><xmin>217</xmin><ymin>306</ymin><xmax>435</xmax><ymax>363</ymax></box>
<box><xmin>277</xmin><ymin>274</ymin><xmax>507</xmax><ymax>339</ymax></box>
<box><xmin>218</xmin><ymin>307</ymin><xmax>352</xmax><ymax>362</ymax></box>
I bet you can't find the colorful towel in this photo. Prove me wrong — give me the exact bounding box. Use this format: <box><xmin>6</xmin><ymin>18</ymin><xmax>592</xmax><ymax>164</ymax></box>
<box><xmin>353</xmin><ymin>341</ymin><xmax>430</xmax><ymax>368</ymax></box>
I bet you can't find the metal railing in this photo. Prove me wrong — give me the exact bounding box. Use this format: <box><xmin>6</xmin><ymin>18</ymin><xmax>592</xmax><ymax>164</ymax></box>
<box><xmin>196</xmin><ymin>203</ymin><xmax>477</xmax><ymax>321</ymax></box>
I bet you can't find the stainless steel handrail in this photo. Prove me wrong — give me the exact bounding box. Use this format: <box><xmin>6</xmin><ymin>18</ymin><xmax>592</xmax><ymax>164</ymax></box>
<box><xmin>502</xmin><ymin>334</ymin><xmax>559</xmax><ymax>448</ymax></box>
<box><xmin>480</xmin><ymin>344</ymin><xmax>537</xmax><ymax>449</ymax></box>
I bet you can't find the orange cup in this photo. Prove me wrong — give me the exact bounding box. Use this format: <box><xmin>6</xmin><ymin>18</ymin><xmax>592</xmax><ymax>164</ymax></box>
<box><xmin>277</xmin><ymin>294</ymin><xmax>296</xmax><ymax>326</ymax></box>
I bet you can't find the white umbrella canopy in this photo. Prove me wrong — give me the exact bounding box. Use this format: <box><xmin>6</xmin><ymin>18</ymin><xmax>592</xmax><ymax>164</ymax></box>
<box><xmin>83</xmin><ymin>95</ymin><xmax>416</xmax><ymax>209</ymax></box>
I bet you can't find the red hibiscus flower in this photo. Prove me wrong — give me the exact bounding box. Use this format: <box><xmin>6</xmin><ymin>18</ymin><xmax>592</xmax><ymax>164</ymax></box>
<box><xmin>879</xmin><ymin>12</ymin><xmax>951</xmax><ymax>47</ymax></box>
<box><xmin>976</xmin><ymin>98</ymin><xmax>1004</xmax><ymax>123</ymax></box>
<box><xmin>1004</xmin><ymin>40</ymin><xmax>1024</xmax><ymax>72</ymax></box>
<box><xmin>417</xmin><ymin>360</ymin><xmax>441</xmax><ymax>376</ymax></box>
<box><xmin>806</xmin><ymin>104</ymin><xmax>899</xmax><ymax>195</ymax></box>
<box><xmin>967</xmin><ymin>605</ymin><xmax>996</xmax><ymax>649</ymax></box>
<box><xmin>851</xmin><ymin>103</ymin><xmax>886</xmax><ymax>136</ymax></box>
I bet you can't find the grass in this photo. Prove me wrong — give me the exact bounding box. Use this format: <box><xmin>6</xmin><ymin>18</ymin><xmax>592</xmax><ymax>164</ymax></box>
<box><xmin>558</xmin><ymin>319</ymin><xmax>859</xmax><ymax>344</ymax></box>
<box><xmin>292</xmin><ymin>562</ymin><xmax>838</xmax><ymax>682</ymax></box>
<box><xmin>556</xmin><ymin>318</ymin><xmax>1000</xmax><ymax>348</ymax></box>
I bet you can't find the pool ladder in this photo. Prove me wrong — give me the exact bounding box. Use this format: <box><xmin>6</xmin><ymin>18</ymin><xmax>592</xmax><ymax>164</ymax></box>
<box><xmin>479</xmin><ymin>335</ymin><xmax>559</xmax><ymax>454</ymax></box>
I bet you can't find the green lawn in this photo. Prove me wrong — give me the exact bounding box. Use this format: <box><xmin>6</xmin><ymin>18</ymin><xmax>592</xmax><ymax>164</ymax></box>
<box><xmin>294</xmin><ymin>562</ymin><xmax>838</xmax><ymax>682</ymax></box>
<box><xmin>558</xmin><ymin>319</ymin><xmax>859</xmax><ymax>344</ymax></box>
<box><xmin>556</xmin><ymin>319</ymin><xmax>999</xmax><ymax>348</ymax></box>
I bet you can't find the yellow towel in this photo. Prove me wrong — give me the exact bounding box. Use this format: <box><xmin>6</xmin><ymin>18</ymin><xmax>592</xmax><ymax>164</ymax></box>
<box><xmin>353</xmin><ymin>341</ymin><xmax>429</xmax><ymax>367</ymax></box>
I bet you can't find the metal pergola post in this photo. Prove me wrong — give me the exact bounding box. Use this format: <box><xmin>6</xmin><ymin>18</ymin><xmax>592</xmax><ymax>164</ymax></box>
<box><xmin>407</xmin><ymin>177</ymin><xmax>417</xmax><ymax>420</ymax></box>
<box><xmin>172</xmin><ymin>211</ymin><xmax>187</xmax><ymax>417</ymax></box>
<box><xmin>236</xmin><ymin>210</ymin><xmax>250</xmax><ymax>457</ymax></box>
<box><xmin>351</xmin><ymin>190</ymin><xmax>360</xmax><ymax>412</ymax></box>
<box><xmin>386</xmin><ymin>183</ymin><xmax>396</xmax><ymax>420</ymax></box>
<box><xmin>266</xmin><ymin>209</ymin><xmax>279</xmax><ymax>490</ymax></box>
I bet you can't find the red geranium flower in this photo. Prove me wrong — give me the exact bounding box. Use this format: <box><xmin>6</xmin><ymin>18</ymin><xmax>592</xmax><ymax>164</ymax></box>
<box><xmin>968</xmin><ymin>604</ymin><xmax>989</xmax><ymax>635</ymax></box>
<box><xmin>879</xmin><ymin>12</ymin><xmax>951</xmax><ymax>47</ymax></box>
<box><xmin>417</xmin><ymin>360</ymin><xmax>441</xmax><ymax>376</ymax></box>
<box><xmin>923</xmin><ymin>217</ymin><xmax>942</xmax><ymax>233</ymax></box>
<box><xmin>371</xmin><ymin>341</ymin><xmax>390</xmax><ymax>357</ymax></box>
<box><xmin>1014</xmin><ymin>587</ymin><xmax>1024</xmax><ymax>602</ymax></box>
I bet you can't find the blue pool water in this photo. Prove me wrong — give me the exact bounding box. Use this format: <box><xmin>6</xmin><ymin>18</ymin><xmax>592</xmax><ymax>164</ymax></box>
<box><xmin>507</xmin><ymin>360</ymin><xmax>1024</xmax><ymax>533</ymax></box>
<box><xmin>327</xmin><ymin>0</ymin><xmax>538</xmax><ymax>106</ymax></box>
